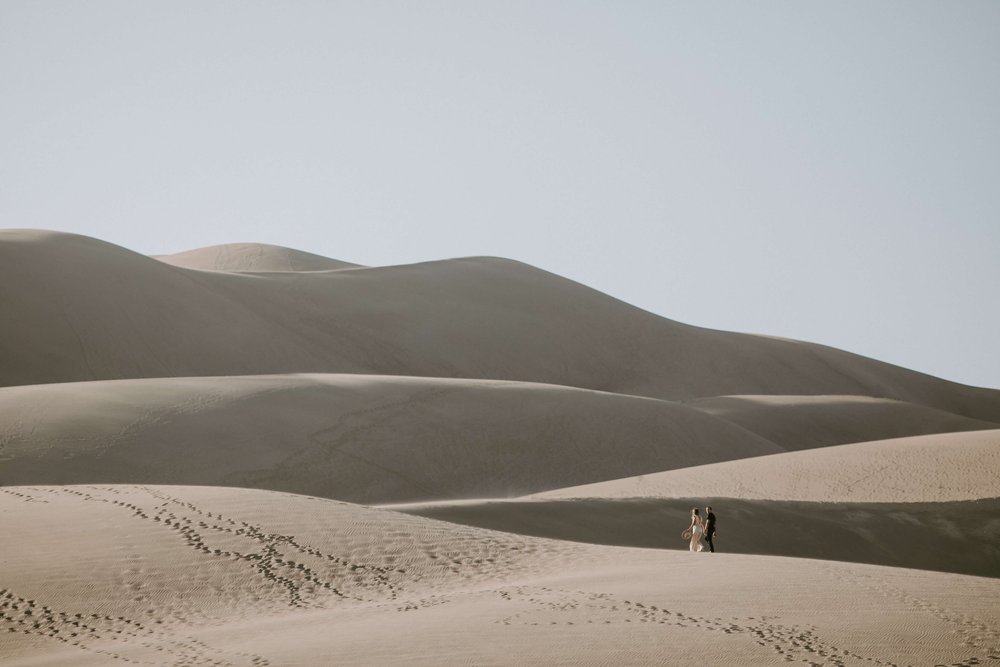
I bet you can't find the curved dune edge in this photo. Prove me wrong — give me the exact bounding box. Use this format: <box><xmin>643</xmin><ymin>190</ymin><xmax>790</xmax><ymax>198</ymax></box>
<box><xmin>2</xmin><ymin>485</ymin><xmax>998</xmax><ymax>667</ymax></box>
<box><xmin>530</xmin><ymin>429</ymin><xmax>1000</xmax><ymax>503</ymax></box>
<box><xmin>153</xmin><ymin>242</ymin><xmax>362</xmax><ymax>272</ymax></box>
<box><xmin>0</xmin><ymin>374</ymin><xmax>780</xmax><ymax>504</ymax></box>
<box><xmin>686</xmin><ymin>394</ymin><xmax>999</xmax><ymax>450</ymax></box>
<box><xmin>2</xmin><ymin>230</ymin><xmax>998</xmax><ymax>424</ymax></box>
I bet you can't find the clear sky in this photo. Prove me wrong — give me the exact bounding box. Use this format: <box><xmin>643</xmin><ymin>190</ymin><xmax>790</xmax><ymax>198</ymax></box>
<box><xmin>2</xmin><ymin>1</ymin><xmax>998</xmax><ymax>389</ymax></box>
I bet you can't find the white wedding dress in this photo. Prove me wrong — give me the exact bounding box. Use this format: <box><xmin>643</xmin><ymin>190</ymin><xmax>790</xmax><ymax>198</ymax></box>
<box><xmin>689</xmin><ymin>521</ymin><xmax>705</xmax><ymax>552</ymax></box>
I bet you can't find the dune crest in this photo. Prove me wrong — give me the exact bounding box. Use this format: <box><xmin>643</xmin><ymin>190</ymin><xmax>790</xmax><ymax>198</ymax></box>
<box><xmin>154</xmin><ymin>242</ymin><xmax>362</xmax><ymax>272</ymax></box>
<box><xmin>532</xmin><ymin>429</ymin><xmax>1000</xmax><ymax>503</ymax></box>
<box><xmin>0</xmin><ymin>374</ymin><xmax>779</xmax><ymax>503</ymax></box>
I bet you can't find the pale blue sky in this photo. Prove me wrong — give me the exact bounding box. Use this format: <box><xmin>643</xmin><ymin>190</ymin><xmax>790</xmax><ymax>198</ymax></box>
<box><xmin>2</xmin><ymin>1</ymin><xmax>998</xmax><ymax>388</ymax></box>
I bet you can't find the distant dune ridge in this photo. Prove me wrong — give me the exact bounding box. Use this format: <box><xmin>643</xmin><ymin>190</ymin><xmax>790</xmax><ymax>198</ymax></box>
<box><xmin>2</xmin><ymin>228</ymin><xmax>1000</xmax><ymax>666</ymax></box>
<box><xmin>154</xmin><ymin>242</ymin><xmax>363</xmax><ymax>272</ymax></box>
<box><xmin>1</xmin><ymin>230</ymin><xmax>997</xmax><ymax>423</ymax></box>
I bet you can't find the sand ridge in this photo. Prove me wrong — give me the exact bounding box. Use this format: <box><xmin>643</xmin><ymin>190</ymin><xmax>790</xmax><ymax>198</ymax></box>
<box><xmin>532</xmin><ymin>429</ymin><xmax>1000</xmax><ymax>503</ymax></box>
<box><xmin>0</xmin><ymin>373</ymin><xmax>780</xmax><ymax>503</ymax></box>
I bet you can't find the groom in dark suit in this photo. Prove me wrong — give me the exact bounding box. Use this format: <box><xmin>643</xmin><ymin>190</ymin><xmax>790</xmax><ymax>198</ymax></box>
<box><xmin>704</xmin><ymin>506</ymin><xmax>717</xmax><ymax>552</ymax></box>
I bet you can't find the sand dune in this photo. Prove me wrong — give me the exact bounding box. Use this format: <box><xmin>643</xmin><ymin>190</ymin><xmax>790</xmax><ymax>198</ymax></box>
<box><xmin>0</xmin><ymin>231</ymin><xmax>373</xmax><ymax>387</ymax></box>
<box><xmin>2</xmin><ymin>230</ymin><xmax>998</xmax><ymax>423</ymax></box>
<box><xmin>0</xmin><ymin>374</ymin><xmax>780</xmax><ymax>503</ymax></box>
<box><xmin>687</xmin><ymin>394</ymin><xmax>998</xmax><ymax>449</ymax></box>
<box><xmin>2</xmin><ymin>485</ymin><xmax>998</xmax><ymax>666</ymax></box>
<box><xmin>2</xmin><ymin>229</ymin><xmax>999</xmax><ymax>664</ymax></box>
<box><xmin>532</xmin><ymin>429</ymin><xmax>1000</xmax><ymax>503</ymax></box>
<box><xmin>154</xmin><ymin>242</ymin><xmax>362</xmax><ymax>272</ymax></box>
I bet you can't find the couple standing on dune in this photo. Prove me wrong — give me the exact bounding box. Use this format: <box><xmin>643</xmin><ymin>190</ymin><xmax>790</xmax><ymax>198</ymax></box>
<box><xmin>683</xmin><ymin>507</ymin><xmax>716</xmax><ymax>553</ymax></box>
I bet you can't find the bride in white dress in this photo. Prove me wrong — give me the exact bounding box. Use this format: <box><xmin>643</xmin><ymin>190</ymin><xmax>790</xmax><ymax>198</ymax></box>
<box><xmin>687</xmin><ymin>508</ymin><xmax>706</xmax><ymax>552</ymax></box>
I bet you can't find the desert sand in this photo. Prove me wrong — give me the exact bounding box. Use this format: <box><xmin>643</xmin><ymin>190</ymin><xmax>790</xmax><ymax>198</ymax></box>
<box><xmin>2</xmin><ymin>486</ymin><xmax>999</xmax><ymax>667</ymax></box>
<box><xmin>2</xmin><ymin>230</ymin><xmax>999</xmax><ymax>665</ymax></box>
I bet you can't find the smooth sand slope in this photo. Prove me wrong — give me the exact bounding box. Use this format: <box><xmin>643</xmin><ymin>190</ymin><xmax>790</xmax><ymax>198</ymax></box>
<box><xmin>154</xmin><ymin>242</ymin><xmax>362</xmax><ymax>272</ymax></box>
<box><xmin>2</xmin><ymin>230</ymin><xmax>998</xmax><ymax>422</ymax></box>
<box><xmin>0</xmin><ymin>374</ymin><xmax>780</xmax><ymax>503</ymax></box>
<box><xmin>687</xmin><ymin>394</ymin><xmax>999</xmax><ymax>449</ymax></box>
<box><xmin>533</xmin><ymin>429</ymin><xmax>1000</xmax><ymax>503</ymax></box>
<box><xmin>2</xmin><ymin>485</ymin><xmax>999</xmax><ymax>667</ymax></box>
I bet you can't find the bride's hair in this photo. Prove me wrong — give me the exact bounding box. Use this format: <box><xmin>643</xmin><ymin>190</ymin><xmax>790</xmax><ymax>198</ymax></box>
<box><xmin>691</xmin><ymin>508</ymin><xmax>700</xmax><ymax>516</ymax></box>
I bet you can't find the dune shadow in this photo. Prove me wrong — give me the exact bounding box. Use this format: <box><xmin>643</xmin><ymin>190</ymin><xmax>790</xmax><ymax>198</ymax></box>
<box><xmin>399</xmin><ymin>497</ymin><xmax>1000</xmax><ymax>578</ymax></box>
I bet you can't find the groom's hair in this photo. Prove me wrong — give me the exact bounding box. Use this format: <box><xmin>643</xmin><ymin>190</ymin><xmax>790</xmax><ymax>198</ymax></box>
<box><xmin>706</xmin><ymin>506</ymin><xmax>713</xmax><ymax>511</ymax></box>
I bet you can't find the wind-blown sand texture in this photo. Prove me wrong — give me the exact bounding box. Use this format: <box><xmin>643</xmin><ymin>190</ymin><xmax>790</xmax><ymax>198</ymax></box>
<box><xmin>2</xmin><ymin>486</ymin><xmax>999</xmax><ymax>667</ymax></box>
<box><xmin>2</xmin><ymin>230</ymin><xmax>1000</xmax><ymax>665</ymax></box>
